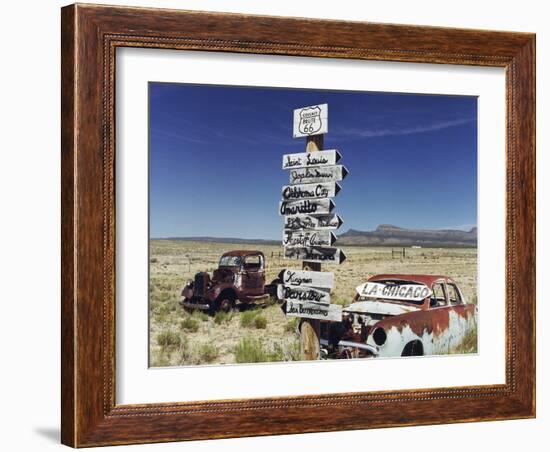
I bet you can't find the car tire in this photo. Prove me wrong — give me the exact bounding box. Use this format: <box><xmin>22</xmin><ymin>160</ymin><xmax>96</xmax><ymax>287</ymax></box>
<box><xmin>214</xmin><ymin>296</ymin><xmax>235</xmax><ymax>314</ymax></box>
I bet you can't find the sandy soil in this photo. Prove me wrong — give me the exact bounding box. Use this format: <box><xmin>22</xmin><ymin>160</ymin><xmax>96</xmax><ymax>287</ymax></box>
<box><xmin>149</xmin><ymin>240</ymin><xmax>477</xmax><ymax>366</ymax></box>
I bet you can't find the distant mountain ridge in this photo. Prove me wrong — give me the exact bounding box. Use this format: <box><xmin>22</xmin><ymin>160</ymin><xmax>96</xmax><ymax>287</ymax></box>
<box><xmin>155</xmin><ymin>224</ymin><xmax>477</xmax><ymax>248</ymax></box>
<box><xmin>338</xmin><ymin>224</ymin><xmax>477</xmax><ymax>247</ymax></box>
<box><xmin>157</xmin><ymin>236</ymin><xmax>280</xmax><ymax>245</ymax></box>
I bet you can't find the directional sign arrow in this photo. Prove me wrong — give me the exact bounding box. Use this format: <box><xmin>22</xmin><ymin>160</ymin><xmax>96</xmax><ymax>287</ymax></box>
<box><xmin>284</xmin><ymin>246</ymin><xmax>346</xmax><ymax>264</ymax></box>
<box><xmin>288</xmin><ymin>165</ymin><xmax>349</xmax><ymax>185</ymax></box>
<box><xmin>283</xmin><ymin>214</ymin><xmax>343</xmax><ymax>231</ymax></box>
<box><xmin>283</xmin><ymin>230</ymin><xmax>337</xmax><ymax>247</ymax></box>
<box><xmin>281</xmin><ymin>269</ymin><xmax>334</xmax><ymax>289</ymax></box>
<box><xmin>279</xmin><ymin>199</ymin><xmax>335</xmax><ymax>216</ymax></box>
<box><xmin>281</xmin><ymin>182</ymin><xmax>341</xmax><ymax>201</ymax></box>
<box><xmin>282</xmin><ymin>150</ymin><xmax>341</xmax><ymax>170</ymax></box>
<box><xmin>285</xmin><ymin>300</ymin><xmax>342</xmax><ymax>322</ymax></box>
<box><xmin>277</xmin><ymin>285</ymin><xmax>331</xmax><ymax>305</ymax></box>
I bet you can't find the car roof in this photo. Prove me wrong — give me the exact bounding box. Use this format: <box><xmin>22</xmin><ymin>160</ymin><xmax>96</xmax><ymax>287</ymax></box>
<box><xmin>367</xmin><ymin>274</ymin><xmax>454</xmax><ymax>286</ymax></box>
<box><xmin>221</xmin><ymin>250</ymin><xmax>264</xmax><ymax>258</ymax></box>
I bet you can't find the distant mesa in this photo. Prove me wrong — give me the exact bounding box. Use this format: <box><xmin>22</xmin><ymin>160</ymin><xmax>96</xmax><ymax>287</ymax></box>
<box><xmin>339</xmin><ymin>224</ymin><xmax>477</xmax><ymax>247</ymax></box>
<box><xmin>155</xmin><ymin>224</ymin><xmax>477</xmax><ymax>248</ymax></box>
<box><xmin>156</xmin><ymin>236</ymin><xmax>280</xmax><ymax>245</ymax></box>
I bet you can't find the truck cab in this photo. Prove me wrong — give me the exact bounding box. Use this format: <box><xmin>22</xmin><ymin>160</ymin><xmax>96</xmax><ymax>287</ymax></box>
<box><xmin>180</xmin><ymin>250</ymin><xmax>269</xmax><ymax>314</ymax></box>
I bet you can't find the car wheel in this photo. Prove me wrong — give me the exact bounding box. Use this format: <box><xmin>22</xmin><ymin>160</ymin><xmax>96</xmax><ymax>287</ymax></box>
<box><xmin>217</xmin><ymin>297</ymin><xmax>235</xmax><ymax>313</ymax></box>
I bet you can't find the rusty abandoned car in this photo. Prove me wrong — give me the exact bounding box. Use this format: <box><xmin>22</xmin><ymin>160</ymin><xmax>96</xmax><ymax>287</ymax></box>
<box><xmin>180</xmin><ymin>250</ymin><xmax>278</xmax><ymax>314</ymax></box>
<box><xmin>321</xmin><ymin>274</ymin><xmax>477</xmax><ymax>359</ymax></box>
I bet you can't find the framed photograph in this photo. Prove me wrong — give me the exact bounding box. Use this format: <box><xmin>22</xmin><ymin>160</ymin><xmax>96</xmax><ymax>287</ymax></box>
<box><xmin>61</xmin><ymin>3</ymin><xmax>535</xmax><ymax>447</ymax></box>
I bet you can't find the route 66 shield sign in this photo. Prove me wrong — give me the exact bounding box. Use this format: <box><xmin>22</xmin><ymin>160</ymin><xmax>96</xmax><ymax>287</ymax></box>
<box><xmin>293</xmin><ymin>103</ymin><xmax>328</xmax><ymax>138</ymax></box>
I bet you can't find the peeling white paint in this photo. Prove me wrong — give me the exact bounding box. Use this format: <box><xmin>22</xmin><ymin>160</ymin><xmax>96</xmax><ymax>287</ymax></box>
<box><xmin>345</xmin><ymin>300</ymin><xmax>420</xmax><ymax>316</ymax></box>
<box><xmin>366</xmin><ymin>308</ymin><xmax>478</xmax><ymax>357</ymax></box>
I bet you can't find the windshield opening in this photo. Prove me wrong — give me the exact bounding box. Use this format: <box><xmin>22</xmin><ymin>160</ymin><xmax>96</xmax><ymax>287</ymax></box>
<box><xmin>219</xmin><ymin>256</ymin><xmax>242</xmax><ymax>267</ymax></box>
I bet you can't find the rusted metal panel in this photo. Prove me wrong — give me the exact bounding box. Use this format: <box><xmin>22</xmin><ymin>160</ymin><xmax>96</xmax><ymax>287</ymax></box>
<box><xmin>221</xmin><ymin>250</ymin><xmax>265</xmax><ymax>258</ymax></box>
<box><xmin>368</xmin><ymin>273</ymin><xmax>449</xmax><ymax>287</ymax></box>
<box><xmin>369</xmin><ymin>304</ymin><xmax>478</xmax><ymax>357</ymax></box>
<box><xmin>345</xmin><ymin>300</ymin><xmax>420</xmax><ymax>316</ymax></box>
<box><xmin>325</xmin><ymin>274</ymin><xmax>478</xmax><ymax>358</ymax></box>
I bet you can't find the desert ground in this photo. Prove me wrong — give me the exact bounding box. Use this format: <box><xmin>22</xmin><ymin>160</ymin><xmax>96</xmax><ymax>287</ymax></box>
<box><xmin>149</xmin><ymin>240</ymin><xmax>477</xmax><ymax>367</ymax></box>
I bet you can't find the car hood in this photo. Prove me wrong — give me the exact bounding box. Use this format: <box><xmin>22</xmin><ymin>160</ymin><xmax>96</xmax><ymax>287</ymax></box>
<box><xmin>344</xmin><ymin>300</ymin><xmax>420</xmax><ymax>316</ymax></box>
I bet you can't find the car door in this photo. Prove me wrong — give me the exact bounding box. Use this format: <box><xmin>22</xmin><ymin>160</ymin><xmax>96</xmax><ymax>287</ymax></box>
<box><xmin>241</xmin><ymin>254</ymin><xmax>264</xmax><ymax>295</ymax></box>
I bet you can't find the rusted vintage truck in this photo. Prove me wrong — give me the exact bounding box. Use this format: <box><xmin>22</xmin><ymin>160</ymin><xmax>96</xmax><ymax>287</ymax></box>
<box><xmin>180</xmin><ymin>250</ymin><xmax>278</xmax><ymax>314</ymax></box>
<box><xmin>321</xmin><ymin>274</ymin><xmax>477</xmax><ymax>358</ymax></box>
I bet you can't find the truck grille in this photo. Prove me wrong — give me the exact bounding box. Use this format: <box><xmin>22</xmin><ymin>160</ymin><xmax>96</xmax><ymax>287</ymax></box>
<box><xmin>194</xmin><ymin>272</ymin><xmax>208</xmax><ymax>297</ymax></box>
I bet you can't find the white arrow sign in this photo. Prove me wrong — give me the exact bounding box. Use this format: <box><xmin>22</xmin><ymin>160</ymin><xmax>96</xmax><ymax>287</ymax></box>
<box><xmin>284</xmin><ymin>246</ymin><xmax>346</xmax><ymax>264</ymax></box>
<box><xmin>283</xmin><ymin>214</ymin><xmax>343</xmax><ymax>231</ymax></box>
<box><xmin>283</xmin><ymin>230</ymin><xmax>337</xmax><ymax>247</ymax></box>
<box><xmin>282</xmin><ymin>150</ymin><xmax>341</xmax><ymax>170</ymax></box>
<box><xmin>293</xmin><ymin>104</ymin><xmax>328</xmax><ymax>138</ymax></box>
<box><xmin>288</xmin><ymin>165</ymin><xmax>348</xmax><ymax>185</ymax></box>
<box><xmin>286</xmin><ymin>300</ymin><xmax>342</xmax><ymax>322</ymax></box>
<box><xmin>279</xmin><ymin>199</ymin><xmax>335</xmax><ymax>216</ymax></box>
<box><xmin>277</xmin><ymin>285</ymin><xmax>330</xmax><ymax>305</ymax></box>
<box><xmin>281</xmin><ymin>182</ymin><xmax>341</xmax><ymax>201</ymax></box>
<box><xmin>281</xmin><ymin>269</ymin><xmax>334</xmax><ymax>289</ymax></box>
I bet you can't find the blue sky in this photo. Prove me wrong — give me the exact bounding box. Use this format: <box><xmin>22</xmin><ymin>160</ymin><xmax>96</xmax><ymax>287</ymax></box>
<box><xmin>149</xmin><ymin>83</ymin><xmax>477</xmax><ymax>240</ymax></box>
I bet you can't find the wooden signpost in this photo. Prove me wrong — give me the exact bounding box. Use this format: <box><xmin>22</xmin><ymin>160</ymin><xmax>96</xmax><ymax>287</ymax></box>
<box><xmin>279</xmin><ymin>103</ymin><xmax>347</xmax><ymax>360</ymax></box>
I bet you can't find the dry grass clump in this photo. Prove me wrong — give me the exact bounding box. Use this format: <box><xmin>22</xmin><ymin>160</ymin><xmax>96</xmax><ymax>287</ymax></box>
<box><xmin>214</xmin><ymin>310</ymin><xmax>233</xmax><ymax>325</ymax></box>
<box><xmin>196</xmin><ymin>343</ymin><xmax>219</xmax><ymax>363</ymax></box>
<box><xmin>181</xmin><ymin>317</ymin><xmax>199</xmax><ymax>333</ymax></box>
<box><xmin>451</xmin><ymin>327</ymin><xmax>478</xmax><ymax>354</ymax></box>
<box><xmin>156</xmin><ymin>330</ymin><xmax>181</xmax><ymax>348</ymax></box>
<box><xmin>240</xmin><ymin>310</ymin><xmax>256</xmax><ymax>328</ymax></box>
<box><xmin>233</xmin><ymin>336</ymin><xmax>300</xmax><ymax>364</ymax></box>
<box><xmin>254</xmin><ymin>315</ymin><xmax>267</xmax><ymax>329</ymax></box>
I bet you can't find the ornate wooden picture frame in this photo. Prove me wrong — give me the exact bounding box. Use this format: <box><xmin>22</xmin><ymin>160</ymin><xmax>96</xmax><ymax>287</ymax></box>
<box><xmin>61</xmin><ymin>3</ymin><xmax>535</xmax><ymax>447</ymax></box>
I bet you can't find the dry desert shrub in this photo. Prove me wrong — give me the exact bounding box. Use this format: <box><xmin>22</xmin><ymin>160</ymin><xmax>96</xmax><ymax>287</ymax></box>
<box><xmin>181</xmin><ymin>317</ymin><xmax>200</xmax><ymax>333</ymax></box>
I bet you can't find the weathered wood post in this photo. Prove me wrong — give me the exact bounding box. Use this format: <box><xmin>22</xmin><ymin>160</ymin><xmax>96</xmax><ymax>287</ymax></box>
<box><xmin>300</xmin><ymin>134</ymin><xmax>324</xmax><ymax>360</ymax></box>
